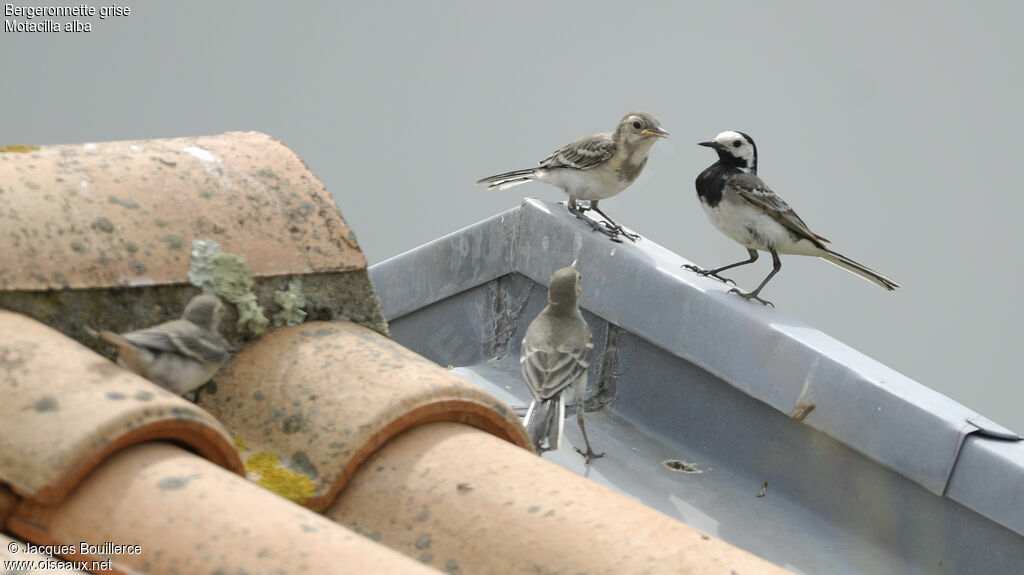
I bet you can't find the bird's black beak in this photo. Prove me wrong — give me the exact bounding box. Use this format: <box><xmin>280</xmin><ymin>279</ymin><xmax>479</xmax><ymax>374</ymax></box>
<box><xmin>698</xmin><ymin>141</ymin><xmax>717</xmax><ymax>148</ymax></box>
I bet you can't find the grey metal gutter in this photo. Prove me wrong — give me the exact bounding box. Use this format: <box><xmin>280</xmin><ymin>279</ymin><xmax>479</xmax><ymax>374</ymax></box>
<box><xmin>369</xmin><ymin>198</ymin><xmax>1024</xmax><ymax>547</ymax></box>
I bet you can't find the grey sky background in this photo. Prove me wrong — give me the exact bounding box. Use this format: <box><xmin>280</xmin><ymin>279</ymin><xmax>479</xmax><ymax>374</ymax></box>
<box><xmin>5</xmin><ymin>1</ymin><xmax>1022</xmax><ymax>431</ymax></box>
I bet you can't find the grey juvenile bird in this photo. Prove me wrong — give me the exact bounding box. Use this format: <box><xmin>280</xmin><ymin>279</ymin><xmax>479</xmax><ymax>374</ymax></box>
<box><xmin>87</xmin><ymin>294</ymin><xmax>231</xmax><ymax>395</ymax></box>
<box><xmin>520</xmin><ymin>264</ymin><xmax>602</xmax><ymax>462</ymax></box>
<box><xmin>477</xmin><ymin>111</ymin><xmax>668</xmax><ymax>242</ymax></box>
<box><xmin>684</xmin><ymin>131</ymin><xmax>899</xmax><ymax>306</ymax></box>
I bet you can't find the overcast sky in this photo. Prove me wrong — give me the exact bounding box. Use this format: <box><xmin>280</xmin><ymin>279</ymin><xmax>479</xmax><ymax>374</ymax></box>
<box><xmin>4</xmin><ymin>1</ymin><xmax>1022</xmax><ymax>432</ymax></box>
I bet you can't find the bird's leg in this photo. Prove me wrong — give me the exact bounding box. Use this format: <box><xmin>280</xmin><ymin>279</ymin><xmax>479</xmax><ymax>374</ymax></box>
<box><xmin>568</xmin><ymin>196</ymin><xmax>592</xmax><ymax>213</ymax></box>
<box><xmin>571</xmin><ymin>379</ymin><xmax>604</xmax><ymax>464</ymax></box>
<box><xmin>589</xmin><ymin>201</ymin><xmax>639</xmax><ymax>242</ymax></box>
<box><xmin>567</xmin><ymin>195</ymin><xmax>585</xmax><ymax>215</ymax></box>
<box><xmin>682</xmin><ymin>248</ymin><xmax>760</xmax><ymax>286</ymax></box>
<box><xmin>729</xmin><ymin>248</ymin><xmax>780</xmax><ymax>307</ymax></box>
<box><xmin>573</xmin><ymin>409</ymin><xmax>605</xmax><ymax>463</ymax></box>
<box><xmin>567</xmin><ymin>197</ymin><xmax>625</xmax><ymax>242</ymax></box>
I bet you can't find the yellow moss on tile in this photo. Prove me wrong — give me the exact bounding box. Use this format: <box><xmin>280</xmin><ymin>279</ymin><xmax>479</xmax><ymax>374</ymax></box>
<box><xmin>243</xmin><ymin>451</ymin><xmax>317</xmax><ymax>504</ymax></box>
<box><xmin>232</xmin><ymin>435</ymin><xmax>249</xmax><ymax>452</ymax></box>
<box><xmin>0</xmin><ymin>145</ymin><xmax>40</xmax><ymax>153</ymax></box>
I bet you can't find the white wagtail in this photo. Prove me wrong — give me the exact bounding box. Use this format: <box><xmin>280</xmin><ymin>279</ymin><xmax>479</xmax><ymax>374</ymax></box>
<box><xmin>87</xmin><ymin>294</ymin><xmax>231</xmax><ymax>395</ymax></box>
<box><xmin>477</xmin><ymin>111</ymin><xmax>668</xmax><ymax>242</ymax></box>
<box><xmin>520</xmin><ymin>264</ymin><xmax>603</xmax><ymax>462</ymax></box>
<box><xmin>683</xmin><ymin>131</ymin><xmax>899</xmax><ymax>306</ymax></box>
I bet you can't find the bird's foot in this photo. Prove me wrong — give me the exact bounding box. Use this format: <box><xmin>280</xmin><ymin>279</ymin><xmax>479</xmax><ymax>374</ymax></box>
<box><xmin>573</xmin><ymin>445</ymin><xmax>606</xmax><ymax>464</ymax></box>
<box><xmin>591</xmin><ymin>217</ymin><xmax>639</xmax><ymax>242</ymax></box>
<box><xmin>589</xmin><ymin>207</ymin><xmax>639</xmax><ymax>242</ymax></box>
<box><xmin>682</xmin><ymin>264</ymin><xmax>736</xmax><ymax>286</ymax></box>
<box><xmin>729</xmin><ymin>287</ymin><xmax>775</xmax><ymax>308</ymax></box>
<box><xmin>604</xmin><ymin>222</ymin><xmax>639</xmax><ymax>242</ymax></box>
<box><xmin>573</xmin><ymin>211</ymin><xmax>625</xmax><ymax>242</ymax></box>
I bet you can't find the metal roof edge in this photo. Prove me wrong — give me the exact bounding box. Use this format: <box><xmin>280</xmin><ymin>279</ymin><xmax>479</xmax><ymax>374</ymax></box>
<box><xmin>506</xmin><ymin>199</ymin><xmax>1013</xmax><ymax>496</ymax></box>
<box><xmin>945</xmin><ymin>426</ymin><xmax>1024</xmax><ymax>536</ymax></box>
<box><xmin>370</xmin><ymin>206</ymin><xmax>519</xmax><ymax>320</ymax></box>
<box><xmin>369</xmin><ymin>198</ymin><xmax>1023</xmax><ymax>535</ymax></box>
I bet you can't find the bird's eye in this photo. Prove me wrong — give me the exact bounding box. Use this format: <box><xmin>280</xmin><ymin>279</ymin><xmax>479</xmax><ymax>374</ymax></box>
<box><xmin>732</xmin><ymin>140</ymin><xmax>743</xmax><ymax>148</ymax></box>
<box><xmin>632</xmin><ymin>121</ymin><xmax>642</xmax><ymax>130</ymax></box>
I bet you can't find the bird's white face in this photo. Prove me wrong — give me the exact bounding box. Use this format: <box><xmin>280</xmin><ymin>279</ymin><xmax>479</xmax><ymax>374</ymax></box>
<box><xmin>714</xmin><ymin>131</ymin><xmax>756</xmax><ymax>167</ymax></box>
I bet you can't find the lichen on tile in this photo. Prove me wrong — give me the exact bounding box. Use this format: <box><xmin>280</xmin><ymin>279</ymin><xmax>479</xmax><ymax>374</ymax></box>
<box><xmin>273</xmin><ymin>276</ymin><xmax>307</xmax><ymax>327</ymax></box>
<box><xmin>243</xmin><ymin>451</ymin><xmax>317</xmax><ymax>504</ymax></box>
<box><xmin>188</xmin><ymin>239</ymin><xmax>269</xmax><ymax>337</ymax></box>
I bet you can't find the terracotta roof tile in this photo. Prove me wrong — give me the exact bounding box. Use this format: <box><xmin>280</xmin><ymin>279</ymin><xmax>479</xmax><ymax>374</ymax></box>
<box><xmin>196</xmin><ymin>320</ymin><xmax>531</xmax><ymax>510</ymax></box>
<box><xmin>0</xmin><ymin>131</ymin><xmax>363</xmax><ymax>291</ymax></box>
<box><xmin>0</xmin><ymin>310</ymin><xmax>242</xmax><ymax>506</ymax></box>
<box><xmin>9</xmin><ymin>443</ymin><xmax>437</xmax><ymax>574</ymax></box>
<box><xmin>0</xmin><ymin>131</ymin><xmax>388</xmax><ymax>355</ymax></box>
<box><xmin>327</xmin><ymin>421</ymin><xmax>794</xmax><ymax>575</ymax></box>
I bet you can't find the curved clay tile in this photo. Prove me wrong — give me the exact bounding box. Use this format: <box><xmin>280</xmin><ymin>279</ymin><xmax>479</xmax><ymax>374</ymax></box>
<box><xmin>0</xmin><ymin>131</ymin><xmax>388</xmax><ymax>350</ymax></box>
<box><xmin>9</xmin><ymin>443</ymin><xmax>438</xmax><ymax>575</ymax></box>
<box><xmin>196</xmin><ymin>321</ymin><xmax>531</xmax><ymax>510</ymax></box>
<box><xmin>328</xmin><ymin>422</ymin><xmax>796</xmax><ymax>575</ymax></box>
<box><xmin>0</xmin><ymin>131</ymin><xmax>362</xmax><ymax>291</ymax></box>
<box><xmin>0</xmin><ymin>310</ymin><xmax>243</xmax><ymax>505</ymax></box>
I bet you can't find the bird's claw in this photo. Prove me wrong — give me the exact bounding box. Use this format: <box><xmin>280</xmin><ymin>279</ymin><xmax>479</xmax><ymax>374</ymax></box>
<box><xmin>596</xmin><ymin>219</ymin><xmax>639</xmax><ymax>242</ymax></box>
<box><xmin>729</xmin><ymin>288</ymin><xmax>774</xmax><ymax>308</ymax></box>
<box><xmin>616</xmin><ymin>228</ymin><xmax>640</xmax><ymax>242</ymax></box>
<box><xmin>573</xmin><ymin>211</ymin><xmax>626</xmax><ymax>243</ymax></box>
<box><xmin>682</xmin><ymin>264</ymin><xmax>736</xmax><ymax>286</ymax></box>
<box><xmin>566</xmin><ymin>203</ymin><xmax>638</xmax><ymax>242</ymax></box>
<box><xmin>588</xmin><ymin>221</ymin><xmax>624</xmax><ymax>242</ymax></box>
<box><xmin>574</xmin><ymin>446</ymin><xmax>606</xmax><ymax>464</ymax></box>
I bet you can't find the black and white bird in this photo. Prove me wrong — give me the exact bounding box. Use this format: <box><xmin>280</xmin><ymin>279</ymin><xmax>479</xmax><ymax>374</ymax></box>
<box><xmin>477</xmin><ymin>111</ymin><xmax>668</xmax><ymax>242</ymax></box>
<box><xmin>684</xmin><ymin>131</ymin><xmax>899</xmax><ymax>306</ymax></box>
<box><xmin>520</xmin><ymin>264</ymin><xmax>602</xmax><ymax>462</ymax></box>
<box><xmin>87</xmin><ymin>294</ymin><xmax>232</xmax><ymax>395</ymax></box>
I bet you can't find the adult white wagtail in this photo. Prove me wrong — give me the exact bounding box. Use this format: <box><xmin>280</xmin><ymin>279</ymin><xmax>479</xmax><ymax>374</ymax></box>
<box><xmin>684</xmin><ymin>131</ymin><xmax>899</xmax><ymax>306</ymax></box>
<box><xmin>87</xmin><ymin>294</ymin><xmax>232</xmax><ymax>395</ymax></box>
<box><xmin>477</xmin><ymin>111</ymin><xmax>668</xmax><ymax>242</ymax></box>
<box><xmin>520</xmin><ymin>264</ymin><xmax>602</xmax><ymax>462</ymax></box>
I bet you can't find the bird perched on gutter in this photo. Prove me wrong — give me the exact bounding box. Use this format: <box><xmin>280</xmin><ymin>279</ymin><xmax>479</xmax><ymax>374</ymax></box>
<box><xmin>477</xmin><ymin>110</ymin><xmax>668</xmax><ymax>242</ymax></box>
<box><xmin>683</xmin><ymin>130</ymin><xmax>899</xmax><ymax>306</ymax></box>
<box><xmin>86</xmin><ymin>293</ymin><xmax>231</xmax><ymax>395</ymax></box>
<box><xmin>520</xmin><ymin>264</ymin><xmax>603</xmax><ymax>463</ymax></box>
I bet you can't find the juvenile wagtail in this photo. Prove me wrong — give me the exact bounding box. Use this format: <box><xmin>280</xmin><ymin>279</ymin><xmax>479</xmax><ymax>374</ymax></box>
<box><xmin>521</xmin><ymin>264</ymin><xmax>602</xmax><ymax>463</ymax></box>
<box><xmin>477</xmin><ymin>111</ymin><xmax>668</xmax><ymax>242</ymax></box>
<box><xmin>87</xmin><ymin>294</ymin><xmax>232</xmax><ymax>395</ymax></box>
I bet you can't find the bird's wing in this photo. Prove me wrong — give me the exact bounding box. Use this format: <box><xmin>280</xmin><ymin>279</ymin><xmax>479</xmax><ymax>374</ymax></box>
<box><xmin>122</xmin><ymin>320</ymin><xmax>229</xmax><ymax>363</ymax></box>
<box><xmin>728</xmin><ymin>172</ymin><xmax>830</xmax><ymax>246</ymax></box>
<box><xmin>520</xmin><ymin>336</ymin><xmax>593</xmax><ymax>400</ymax></box>
<box><xmin>537</xmin><ymin>133</ymin><xmax>616</xmax><ymax>171</ymax></box>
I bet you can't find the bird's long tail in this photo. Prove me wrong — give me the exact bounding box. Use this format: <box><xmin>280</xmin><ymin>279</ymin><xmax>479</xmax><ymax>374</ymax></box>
<box><xmin>522</xmin><ymin>395</ymin><xmax>565</xmax><ymax>453</ymax></box>
<box><xmin>84</xmin><ymin>326</ymin><xmax>133</xmax><ymax>350</ymax></box>
<box><xmin>475</xmin><ymin>168</ymin><xmax>536</xmax><ymax>191</ymax></box>
<box><xmin>820</xmin><ymin>250</ymin><xmax>900</xmax><ymax>291</ymax></box>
